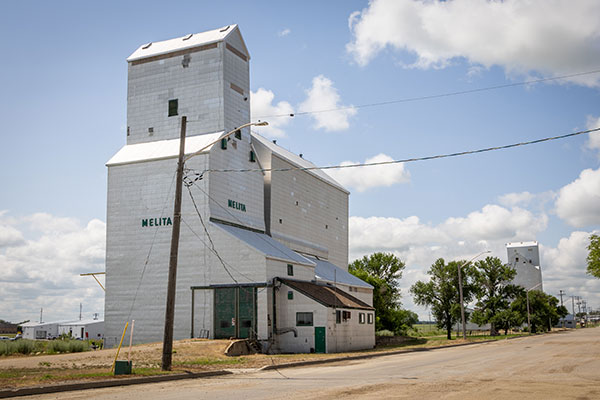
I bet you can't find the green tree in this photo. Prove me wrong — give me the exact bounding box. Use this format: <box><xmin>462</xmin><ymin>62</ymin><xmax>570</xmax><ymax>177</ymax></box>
<box><xmin>494</xmin><ymin>309</ymin><xmax>525</xmax><ymax>335</ymax></box>
<box><xmin>349</xmin><ymin>252</ymin><xmax>409</xmax><ymax>333</ymax></box>
<box><xmin>587</xmin><ymin>234</ymin><xmax>600</xmax><ymax>278</ymax></box>
<box><xmin>510</xmin><ymin>291</ymin><xmax>568</xmax><ymax>333</ymax></box>
<box><xmin>470</xmin><ymin>257</ymin><xmax>522</xmax><ymax>335</ymax></box>
<box><xmin>410</xmin><ymin>258</ymin><xmax>477</xmax><ymax>339</ymax></box>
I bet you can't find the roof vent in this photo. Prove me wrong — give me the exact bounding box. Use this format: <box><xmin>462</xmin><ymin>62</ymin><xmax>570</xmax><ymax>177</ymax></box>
<box><xmin>142</xmin><ymin>42</ymin><xmax>152</xmax><ymax>49</ymax></box>
<box><xmin>299</xmin><ymin>153</ymin><xmax>303</xmax><ymax>158</ymax></box>
<box><xmin>272</xmin><ymin>140</ymin><xmax>277</xmax><ymax>144</ymax></box>
<box><xmin>182</xmin><ymin>34</ymin><xmax>193</xmax><ymax>41</ymax></box>
<box><xmin>220</xmin><ymin>25</ymin><xmax>231</xmax><ymax>32</ymax></box>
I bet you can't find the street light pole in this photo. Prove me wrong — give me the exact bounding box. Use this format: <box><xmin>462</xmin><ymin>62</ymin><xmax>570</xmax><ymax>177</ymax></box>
<box><xmin>458</xmin><ymin>250</ymin><xmax>491</xmax><ymax>340</ymax></box>
<box><xmin>161</xmin><ymin>119</ymin><xmax>268</xmax><ymax>371</ymax></box>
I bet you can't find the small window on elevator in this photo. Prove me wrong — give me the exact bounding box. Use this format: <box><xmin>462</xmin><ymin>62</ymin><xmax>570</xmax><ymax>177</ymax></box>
<box><xmin>168</xmin><ymin>99</ymin><xmax>178</xmax><ymax>117</ymax></box>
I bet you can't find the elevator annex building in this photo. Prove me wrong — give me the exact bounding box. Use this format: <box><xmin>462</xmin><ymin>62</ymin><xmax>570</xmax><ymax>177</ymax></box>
<box><xmin>104</xmin><ymin>25</ymin><xmax>375</xmax><ymax>353</ymax></box>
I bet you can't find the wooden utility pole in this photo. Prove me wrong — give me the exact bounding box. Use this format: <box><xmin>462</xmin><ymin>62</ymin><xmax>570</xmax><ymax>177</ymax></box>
<box><xmin>162</xmin><ymin>116</ymin><xmax>186</xmax><ymax>371</ymax></box>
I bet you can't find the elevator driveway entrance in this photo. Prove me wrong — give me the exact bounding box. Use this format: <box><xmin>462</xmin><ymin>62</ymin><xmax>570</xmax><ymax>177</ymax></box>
<box><xmin>191</xmin><ymin>283</ymin><xmax>266</xmax><ymax>340</ymax></box>
<box><xmin>213</xmin><ymin>286</ymin><xmax>257</xmax><ymax>339</ymax></box>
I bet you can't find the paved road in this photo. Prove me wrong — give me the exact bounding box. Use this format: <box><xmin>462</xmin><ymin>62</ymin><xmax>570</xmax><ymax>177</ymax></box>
<box><xmin>28</xmin><ymin>328</ymin><xmax>600</xmax><ymax>399</ymax></box>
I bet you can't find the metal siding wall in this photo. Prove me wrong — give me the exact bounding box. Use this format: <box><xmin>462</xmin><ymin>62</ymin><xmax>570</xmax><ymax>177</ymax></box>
<box><xmin>269</xmin><ymin>156</ymin><xmax>349</xmax><ymax>269</ymax></box>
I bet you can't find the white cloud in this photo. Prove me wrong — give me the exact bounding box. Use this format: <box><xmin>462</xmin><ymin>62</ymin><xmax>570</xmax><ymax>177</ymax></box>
<box><xmin>327</xmin><ymin>153</ymin><xmax>410</xmax><ymax>192</ymax></box>
<box><xmin>278</xmin><ymin>28</ymin><xmax>291</xmax><ymax>37</ymax></box>
<box><xmin>349</xmin><ymin>203</ymin><xmax>549</xmax><ymax>318</ymax></box>
<box><xmin>350</xmin><ymin>204</ymin><xmax>547</xmax><ymax>263</ymax></box>
<box><xmin>541</xmin><ymin>231</ymin><xmax>600</xmax><ymax>310</ymax></box>
<box><xmin>555</xmin><ymin>167</ymin><xmax>600</xmax><ymax>227</ymax></box>
<box><xmin>586</xmin><ymin>115</ymin><xmax>600</xmax><ymax>153</ymax></box>
<box><xmin>442</xmin><ymin>205</ymin><xmax>548</xmax><ymax>242</ymax></box>
<box><xmin>298</xmin><ymin>75</ymin><xmax>357</xmax><ymax>132</ymax></box>
<box><xmin>250</xmin><ymin>88</ymin><xmax>294</xmax><ymax>138</ymax></box>
<box><xmin>0</xmin><ymin>224</ymin><xmax>24</xmax><ymax>248</ymax></box>
<box><xmin>498</xmin><ymin>191</ymin><xmax>535</xmax><ymax>208</ymax></box>
<box><xmin>0</xmin><ymin>212</ymin><xmax>106</xmax><ymax>323</ymax></box>
<box><xmin>347</xmin><ymin>0</ymin><xmax>600</xmax><ymax>86</ymax></box>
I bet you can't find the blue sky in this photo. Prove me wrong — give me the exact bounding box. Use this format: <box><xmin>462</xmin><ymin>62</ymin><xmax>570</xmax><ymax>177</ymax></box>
<box><xmin>1</xmin><ymin>0</ymin><xmax>600</xmax><ymax>322</ymax></box>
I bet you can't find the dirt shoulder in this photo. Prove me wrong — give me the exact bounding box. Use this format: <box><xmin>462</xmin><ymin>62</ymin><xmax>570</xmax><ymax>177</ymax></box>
<box><xmin>0</xmin><ymin>333</ymin><xmax>532</xmax><ymax>389</ymax></box>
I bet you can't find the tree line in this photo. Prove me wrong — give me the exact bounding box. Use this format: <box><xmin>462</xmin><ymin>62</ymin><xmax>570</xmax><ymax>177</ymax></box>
<box><xmin>349</xmin><ymin>252</ymin><xmax>569</xmax><ymax>338</ymax></box>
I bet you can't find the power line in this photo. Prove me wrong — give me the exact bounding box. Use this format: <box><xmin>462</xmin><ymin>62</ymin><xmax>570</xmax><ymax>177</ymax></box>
<box><xmin>255</xmin><ymin>68</ymin><xmax>600</xmax><ymax>119</ymax></box>
<box><xmin>204</xmin><ymin>127</ymin><xmax>600</xmax><ymax>174</ymax></box>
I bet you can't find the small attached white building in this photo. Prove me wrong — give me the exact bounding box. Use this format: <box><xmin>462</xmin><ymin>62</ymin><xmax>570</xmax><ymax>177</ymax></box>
<box><xmin>275</xmin><ymin>278</ymin><xmax>375</xmax><ymax>353</ymax></box>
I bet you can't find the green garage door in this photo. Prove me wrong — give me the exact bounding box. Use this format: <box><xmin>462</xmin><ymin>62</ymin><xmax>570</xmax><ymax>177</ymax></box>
<box><xmin>214</xmin><ymin>287</ymin><xmax>256</xmax><ymax>339</ymax></box>
<box><xmin>214</xmin><ymin>287</ymin><xmax>236</xmax><ymax>339</ymax></box>
<box><xmin>238</xmin><ymin>287</ymin><xmax>256</xmax><ymax>339</ymax></box>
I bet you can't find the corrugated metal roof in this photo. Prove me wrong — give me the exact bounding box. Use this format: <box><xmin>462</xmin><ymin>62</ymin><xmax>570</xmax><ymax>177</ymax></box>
<box><xmin>59</xmin><ymin>319</ymin><xmax>104</xmax><ymax>326</ymax></box>
<box><xmin>213</xmin><ymin>222</ymin><xmax>315</xmax><ymax>266</ymax></box>
<box><xmin>127</xmin><ymin>24</ymin><xmax>243</xmax><ymax>62</ymax></box>
<box><xmin>280</xmin><ymin>278</ymin><xmax>374</xmax><ymax>310</ymax></box>
<box><xmin>251</xmin><ymin>133</ymin><xmax>349</xmax><ymax>194</ymax></box>
<box><xmin>309</xmin><ymin>256</ymin><xmax>373</xmax><ymax>289</ymax></box>
<box><xmin>21</xmin><ymin>320</ymin><xmax>75</xmax><ymax>327</ymax></box>
<box><xmin>106</xmin><ymin>132</ymin><xmax>222</xmax><ymax>166</ymax></box>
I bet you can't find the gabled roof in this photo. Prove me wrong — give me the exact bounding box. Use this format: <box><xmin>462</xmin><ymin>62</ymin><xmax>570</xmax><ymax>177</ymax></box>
<box><xmin>106</xmin><ymin>131</ymin><xmax>222</xmax><ymax>166</ymax></box>
<box><xmin>127</xmin><ymin>24</ymin><xmax>248</xmax><ymax>62</ymax></box>
<box><xmin>213</xmin><ymin>221</ymin><xmax>315</xmax><ymax>266</ymax></box>
<box><xmin>308</xmin><ymin>256</ymin><xmax>373</xmax><ymax>289</ymax></box>
<box><xmin>280</xmin><ymin>278</ymin><xmax>374</xmax><ymax>310</ymax></box>
<box><xmin>251</xmin><ymin>133</ymin><xmax>349</xmax><ymax>194</ymax></box>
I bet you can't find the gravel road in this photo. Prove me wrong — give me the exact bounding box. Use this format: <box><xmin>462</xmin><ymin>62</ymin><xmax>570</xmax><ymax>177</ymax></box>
<box><xmin>25</xmin><ymin>328</ymin><xmax>600</xmax><ymax>399</ymax></box>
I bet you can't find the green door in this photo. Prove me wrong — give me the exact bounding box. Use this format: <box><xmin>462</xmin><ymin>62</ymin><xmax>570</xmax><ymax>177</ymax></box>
<box><xmin>214</xmin><ymin>287</ymin><xmax>257</xmax><ymax>339</ymax></box>
<box><xmin>238</xmin><ymin>287</ymin><xmax>256</xmax><ymax>339</ymax></box>
<box><xmin>214</xmin><ymin>288</ymin><xmax>236</xmax><ymax>339</ymax></box>
<box><xmin>315</xmin><ymin>327</ymin><xmax>326</xmax><ymax>353</ymax></box>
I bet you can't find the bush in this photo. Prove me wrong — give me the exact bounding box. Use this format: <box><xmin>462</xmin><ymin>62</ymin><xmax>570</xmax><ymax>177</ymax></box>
<box><xmin>15</xmin><ymin>340</ymin><xmax>36</xmax><ymax>354</ymax></box>
<box><xmin>68</xmin><ymin>340</ymin><xmax>87</xmax><ymax>353</ymax></box>
<box><xmin>47</xmin><ymin>340</ymin><xmax>69</xmax><ymax>354</ymax></box>
<box><xmin>376</xmin><ymin>330</ymin><xmax>394</xmax><ymax>337</ymax></box>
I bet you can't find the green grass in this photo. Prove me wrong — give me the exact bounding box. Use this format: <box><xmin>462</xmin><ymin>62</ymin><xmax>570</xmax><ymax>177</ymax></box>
<box><xmin>132</xmin><ymin>367</ymin><xmax>176</xmax><ymax>376</ymax></box>
<box><xmin>175</xmin><ymin>357</ymin><xmax>246</xmax><ymax>366</ymax></box>
<box><xmin>0</xmin><ymin>371</ymin><xmax>21</xmax><ymax>379</ymax></box>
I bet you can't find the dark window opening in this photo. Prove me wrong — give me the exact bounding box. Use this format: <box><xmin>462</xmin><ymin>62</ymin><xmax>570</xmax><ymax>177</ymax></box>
<box><xmin>168</xmin><ymin>99</ymin><xmax>178</xmax><ymax>117</ymax></box>
<box><xmin>367</xmin><ymin>314</ymin><xmax>374</xmax><ymax>324</ymax></box>
<box><xmin>287</xmin><ymin>264</ymin><xmax>294</xmax><ymax>276</ymax></box>
<box><xmin>359</xmin><ymin>313</ymin><xmax>366</xmax><ymax>324</ymax></box>
<box><xmin>241</xmin><ymin>320</ymin><xmax>252</xmax><ymax>328</ymax></box>
<box><xmin>296</xmin><ymin>312</ymin><xmax>313</xmax><ymax>326</ymax></box>
<box><xmin>336</xmin><ymin>310</ymin><xmax>341</xmax><ymax>324</ymax></box>
<box><xmin>287</xmin><ymin>291</ymin><xmax>293</xmax><ymax>300</ymax></box>
<box><xmin>220</xmin><ymin>320</ymin><xmax>230</xmax><ymax>328</ymax></box>
<box><xmin>221</xmin><ymin>138</ymin><xmax>228</xmax><ymax>150</ymax></box>
<box><xmin>234</xmin><ymin>130</ymin><xmax>241</xmax><ymax>140</ymax></box>
<box><xmin>249</xmin><ymin>150</ymin><xmax>256</xmax><ymax>162</ymax></box>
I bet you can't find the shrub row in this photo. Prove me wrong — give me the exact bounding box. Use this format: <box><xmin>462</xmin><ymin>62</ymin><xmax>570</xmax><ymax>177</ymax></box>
<box><xmin>0</xmin><ymin>339</ymin><xmax>91</xmax><ymax>356</ymax></box>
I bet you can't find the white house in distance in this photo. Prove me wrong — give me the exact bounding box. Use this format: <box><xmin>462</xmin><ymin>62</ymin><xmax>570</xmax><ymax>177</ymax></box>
<box><xmin>22</xmin><ymin>319</ymin><xmax>104</xmax><ymax>340</ymax></box>
<box><xmin>58</xmin><ymin>319</ymin><xmax>104</xmax><ymax>340</ymax></box>
<box><xmin>22</xmin><ymin>321</ymin><xmax>61</xmax><ymax>340</ymax></box>
<box><xmin>104</xmin><ymin>25</ymin><xmax>374</xmax><ymax>353</ymax></box>
<box><xmin>506</xmin><ymin>241</ymin><xmax>543</xmax><ymax>291</ymax></box>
